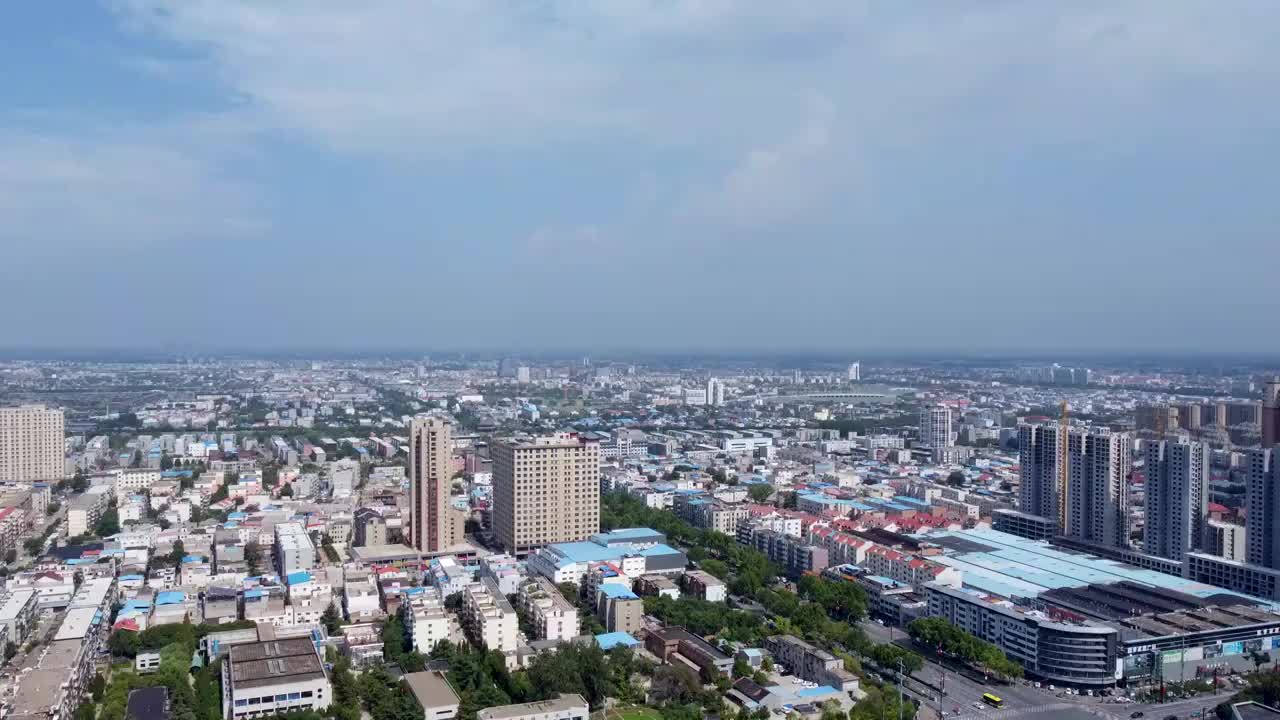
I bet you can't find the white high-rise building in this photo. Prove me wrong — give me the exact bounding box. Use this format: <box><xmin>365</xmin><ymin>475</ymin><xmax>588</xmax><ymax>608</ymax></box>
<box><xmin>0</xmin><ymin>405</ymin><xmax>64</xmax><ymax>482</ymax></box>
<box><xmin>1246</xmin><ymin>448</ymin><xmax>1280</xmax><ymax>569</ymax></box>
<box><xmin>918</xmin><ymin>406</ymin><xmax>953</xmax><ymax>449</ymax></box>
<box><xmin>1144</xmin><ymin>439</ymin><xmax>1208</xmax><ymax>561</ymax></box>
<box><xmin>847</xmin><ymin>362</ymin><xmax>860</xmax><ymax>382</ymax></box>
<box><xmin>705</xmin><ymin>378</ymin><xmax>725</xmax><ymax>407</ymax></box>
<box><xmin>1018</xmin><ymin>424</ymin><xmax>1130</xmax><ymax>547</ymax></box>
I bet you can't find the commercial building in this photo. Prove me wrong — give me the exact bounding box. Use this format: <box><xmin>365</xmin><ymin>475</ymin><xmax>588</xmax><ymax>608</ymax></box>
<box><xmin>915</xmin><ymin>527</ymin><xmax>1280</xmax><ymax>687</ymax></box>
<box><xmin>475</xmin><ymin>695</ymin><xmax>589</xmax><ymax>720</ymax></box>
<box><xmin>764</xmin><ymin>634</ymin><xmax>859</xmax><ymax>692</ymax></box>
<box><xmin>527</xmin><ymin>530</ymin><xmax>686</xmax><ymax>586</ymax></box>
<box><xmin>1184</xmin><ymin>553</ymin><xmax>1280</xmax><ymax>602</ymax></box>
<box><xmin>223</xmin><ymin>637</ymin><xmax>332</xmax><ymax>718</ymax></box>
<box><xmin>918</xmin><ymin>405</ymin><xmax>952</xmax><ymax>449</ymax></box>
<box><xmin>0</xmin><ymin>404</ymin><xmax>64</xmax><ymax>482</ymax></box>
<box><xmin>1144</xmin><ymin>439</ymin><xmax>1209</xmax><ymax>561</ymax></box>
<box><xmin>409</xmin><ymin>417</ymin><xmax>464</xmax><ymax>554</ymax></box>
<box><xmin>403</xmin><ymin>672</ymin><xmax>460</xmax><ymax>720</ymax></box>
<box><xmin>992</xmin><ymin>509</ymin><xmax>1057</xmax><ymax>541</ymax></box>
<box><xmin>491</xmin><ymin>433</ymin><xmax>600</xmax><ymax>554</ymax></box>
<box><xmin>516</xmin><ymin>577</ymin><xmax>580</xmax><ymax>642</ymax></box>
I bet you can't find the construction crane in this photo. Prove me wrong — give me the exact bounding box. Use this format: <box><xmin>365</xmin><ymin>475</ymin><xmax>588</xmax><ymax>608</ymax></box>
<box><xmin>1058</xmin><ymin>400</ymin><xmax>1070</xmax><ymax>534</ymax></box>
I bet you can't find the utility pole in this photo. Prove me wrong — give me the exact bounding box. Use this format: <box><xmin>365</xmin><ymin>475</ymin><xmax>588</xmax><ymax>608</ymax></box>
<box><xmin>897</xmin><ymin>658</ymin><xmax>906</xmax><ymax>720</ymax></box>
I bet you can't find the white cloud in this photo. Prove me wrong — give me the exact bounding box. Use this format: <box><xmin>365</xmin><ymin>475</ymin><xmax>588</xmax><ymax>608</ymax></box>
<box><xmin>0</xmin><ymin>127</ymin><xmax>265</xmax><ymax>260</ymax></box>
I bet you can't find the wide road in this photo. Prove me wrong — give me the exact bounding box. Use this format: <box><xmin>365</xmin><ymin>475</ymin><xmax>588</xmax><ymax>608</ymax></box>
<box><xmin>858</xmin><ymin>622</ymin><xmax>1223</xmax><ymax>720</ymax></box>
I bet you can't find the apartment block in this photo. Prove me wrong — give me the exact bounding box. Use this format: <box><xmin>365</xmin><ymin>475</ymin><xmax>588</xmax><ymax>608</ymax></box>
<box><xmin>516</xmin><ymin>576</ymin><xmax>580</xmax><ymax>642</ymax></box>
<box><xmin>0</xmin><ymin>404</ymin><xmax>64</xmax><ymax>482</ymax></box>
<box><xmin>764</xmin><ymin>634</ymin><xmax>859</xmax><ymax>692</ymax></box>
<box><xmin>410</xmin><ymin>417</ymin><xmax>465</xmax><ymax>553</ymax></box>
<box><xmin>403</xmin><ymin>588</ymin><xmax>450</xmax><ymax>654</ymax></box>
<box><xmin>1144</xmin><ymin>439</ymin><xmax>1208</xmax><ymax>561</ymax></box>
<box><xmin>1246</xmin><ymin>448</ymin><xmax>1280</xmax><ymax>570</ymax></box>
<box><xmin>491</xmin><ymin>433</ymin><xmax>600</xmax><ymax>554</ymax></box>
<box><xmin>462</xmin><ymin>579</ymin><xmax>517</xmax><ymax>654</ymax></box>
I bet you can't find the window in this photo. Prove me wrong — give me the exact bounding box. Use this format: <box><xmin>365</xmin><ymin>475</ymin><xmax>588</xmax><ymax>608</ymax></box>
<box><xmin>235</xmin><ymin>700</ymin><xmax>248</xmax><ymax>707</ymax></box>
<box><xmin>301</xmin><ymin>691</ymin><xmax>314</xmax><ymax>698</ymax></box>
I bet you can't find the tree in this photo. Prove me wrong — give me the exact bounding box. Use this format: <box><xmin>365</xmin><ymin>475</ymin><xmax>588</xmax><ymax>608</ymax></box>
<box><xmin>46</xmin><ymin>500</ymin><xmax>61</xmax><ymax>515</ymax></box>
<box><xmin>279</xmin><ymin>483</ymin><xmax>294</xmax><ymax>497</ymax></box>
<box><xmin>168</xmin><ymin>540</ymin><xmax>187</xmax><ymax>568</ymax></box>
<box><xmin>321</xmin><ymin>604</ymin><xmax>344</xmax><ymax>635</ymax></box>
<box><xmin>95</xmin><ymin>506</ymin><xmax>121</xmax><ymax>537</ymax></box>
<box><xmin>946</xmin><ymin>470</ymin><xmax>966</xmax><ymax>487</ymax></box>
<box><xmin>24</xmin><ymin>538</ymin><xmax>43</xmax><ymax>556</ymax></box>
<box><xmin>245</xmin><ymin>542</ymin><xmax>263</xmax><ymax>576</ymax></box>
<box><xmin>3</xmin><ymin>550</ymin><xmax>15</xmax><ymax>564</ymax></box>
<box><xmin>90</xmin><ymin>673</ymin><xmax>107</xmax><ymax>701</ymax></box>
<box><xmin>700</xmin><ymin>559</ymin><xmax>730</xmax><ymax>580</ymax></box>
<box><xmin>747</xmin><ymin>484</ymin><xmax>774</xmax><ymax>503</ymax></box>
<box><xmin>160</xmin><ymin>453</ymin><xmax>173</xmax><ymax>471</ymax></box>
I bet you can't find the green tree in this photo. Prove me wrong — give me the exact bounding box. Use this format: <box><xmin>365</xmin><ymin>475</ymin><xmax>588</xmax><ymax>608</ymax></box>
<box><xmin>90</xmin><ymin>673</ymin><xmax>107</xmax><ymax>701</ymax></box>
<box><xmin>95</xmin><ymin>506</ymin><xmax>121</xmax><ymax>536</ymax></box>
<box><xmin>245</xmin><ymin>542</ymin><xmax>263</xmax><ymax>575</ymax></box>
<box><xmin>280</xmin><ymin>483</ymin><xmax>294</xmax><ymax>497</ymax></box>
<box><xmin>746</xmin><ymin>484</ymin><xmax>774</xmax><ymax>503</ymax></box>
<box><xmin>321</xmin><ymin>604</ymin><xmax>344</xmax><ymax>635</ymax></box>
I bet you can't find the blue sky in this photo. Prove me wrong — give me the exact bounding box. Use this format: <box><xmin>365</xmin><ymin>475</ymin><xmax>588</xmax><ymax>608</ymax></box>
<box><xmin>2</xmin><ymin>2</ymin><xmax>1278</xmax><ymax>354</ymax></box>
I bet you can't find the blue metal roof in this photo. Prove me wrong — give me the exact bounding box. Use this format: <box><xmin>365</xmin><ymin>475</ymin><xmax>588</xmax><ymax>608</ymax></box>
<box><xmin>286</xmin><ymin>571</ymin><xmax>312</xmax><ymax>585</ymax></box>
<box><xmin>598</xmin><ymin>583</ymin><xmax>639</xmax><ymax>600</ymax></box>
<box><xmin>156</xmin><ymin>591</ymin><xmax>186</xmax><ymax>605</ymax></box>
<box><xmin>595</xmin><ymin>631</ymin><xmax>639</xmax><ymax>650</ymax></box>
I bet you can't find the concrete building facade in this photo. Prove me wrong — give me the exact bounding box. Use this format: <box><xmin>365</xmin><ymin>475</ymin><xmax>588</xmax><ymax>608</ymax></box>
<box><xmin>410</xmin><ymin>418</ymin><xmax>464</xmax><ymax>553</ymax></box>
<box><xmin>491</xmin><ymin>433</ymin><xmax>600</xmax><ymax>554</ymax></box>
<box><xmin>0</xmin><ymin>405</ymin><xmax>64</xmax><ymax>482</ymax></box>
<box><xmin>1144</xmin><ymin>439</ymin><xmax>1208</xmax><ymax>561</ymax></box>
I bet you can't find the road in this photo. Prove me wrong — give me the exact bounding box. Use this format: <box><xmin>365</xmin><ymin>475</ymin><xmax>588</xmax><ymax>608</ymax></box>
<box><xmin>858</xmin><ymin>622</ymin><xmax>1224</xmax><ymax>720</ymax></box>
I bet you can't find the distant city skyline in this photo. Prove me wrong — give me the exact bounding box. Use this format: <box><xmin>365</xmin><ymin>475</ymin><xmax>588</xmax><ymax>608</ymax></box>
<box><xmin>3</xmin><ymin>3</ymin><xmax>1279</xmax><ymax>352</ymax></box>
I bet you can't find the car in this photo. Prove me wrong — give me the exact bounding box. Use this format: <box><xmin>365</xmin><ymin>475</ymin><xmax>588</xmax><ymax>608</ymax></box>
<box><xmin>1163</xmin><ymin>715</ymin><xmax>1178</xmax><ymax>720</ymax></box>
<box><xmin>1034</xmin><ymin>682</ymin><xmax>1041</xmax><ymax>688</ymax></box>
<box><xmin>1130</xmin><ymin>712</ymin><xmax>1144</xmax><ymax>719</ymax></box>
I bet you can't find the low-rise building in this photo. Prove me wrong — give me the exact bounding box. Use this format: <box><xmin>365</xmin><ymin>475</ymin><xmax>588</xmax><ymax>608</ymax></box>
<box><xmin>682</xmin><ymin>570</ymin><xmax>726</xmax><ymax>602</ymax></box>
<box><xmin>403</xmin><ymin>588</ymin><xmax>450</xmax><ymax>654</ymax></box>
<box><xmin>475</xmin><ymin>694</ymin><xmax>589</xmax><ymax>720</ymax></box>
<box><xmin>635</xmin><ymin>574</ymin><xmax>680</xmax><ymax>600</ymax></box>
<box><xmin>516</xmin><ymin>577</ymin><xmax>580</xmax><ymax>642</ymax></box>
<box><xmin>223</xmin><ymin>637</ymin><xmax>332</xmax><ymax>719</ymax></box>
<box><xmin>0</xmin><ymin>588</ymin><xmax>38</xmax><ymax>646</ymax></box>
<box><xmin>764</xmin><ymin>634</ymin><xmax>859</xmax><ymax>692</ymax></box>
<box><xmin>596</xmin><ymin>584</ymin><xmax>642</xmax><ymax>636</ymax></box>
<box><xmin>645</xmin><ymin>627</ymin><xmax>733</xmax><ymax>680</ymax></box>
<box><xmin>403</xmin><ymin>671</ymin><xmax>460</xmax><ymax>720</ymax></box>
<box><xmin>463</xmin><ymin>579</ymin><xmax>517</xmax><ymax>655</ymax></box>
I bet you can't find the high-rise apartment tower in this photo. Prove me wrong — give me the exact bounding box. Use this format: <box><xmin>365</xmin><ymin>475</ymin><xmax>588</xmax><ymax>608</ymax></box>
<box><xmin>0</xmin><ymin>404</ymin><xmax>64</xmax><ymax>482</ymax></box>
<box><xmin>491</xmin><ymin>433</ymin><xmax>600</xmax><ymax>555</ymax></box>
<box><xmin>409</xmin><ymin>417</ymin><xmax>464</xmax><ymax>553</ymax></box>
<box><xmin>1144</xmin><ymin>439</ymin><xmax>1209</xmax><ymax>561</ymax></box>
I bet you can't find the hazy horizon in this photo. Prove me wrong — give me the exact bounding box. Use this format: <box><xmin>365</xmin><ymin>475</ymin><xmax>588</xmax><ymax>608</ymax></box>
<box><xmin>3</xmin><ymin>3</ymin><xmax>1279</xmax><ymax>353</ymax></box>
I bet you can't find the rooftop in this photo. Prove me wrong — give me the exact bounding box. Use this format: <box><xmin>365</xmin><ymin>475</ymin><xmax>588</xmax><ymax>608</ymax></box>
<box><xmin>228</xmin><ymin>638</ymin><xmax>326</xmax><ymax>690</ymax></box>
<box><xmin>476</xmin><ymin>694</ymin><xmax>589</xmax><ymax>720</ymax></box>
<box><xmin>402</xmin><ymin>671</ymin><xmax>459</xmax><ymax>710</ymax></box>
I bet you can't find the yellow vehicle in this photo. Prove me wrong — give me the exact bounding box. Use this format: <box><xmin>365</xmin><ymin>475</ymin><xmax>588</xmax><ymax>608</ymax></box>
<box><xmin>982</xmin><ymin>693</ymin><xmax>1004</xmax><ymax>708</ymax></box>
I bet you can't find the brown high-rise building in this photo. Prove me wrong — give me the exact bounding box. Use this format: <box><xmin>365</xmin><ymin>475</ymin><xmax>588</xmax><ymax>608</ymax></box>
<box><xmin>409</xmin><ymin>417</ymin><xmax>464</xmax><ymax>553</ymax></box>
<box><xmin>0</xmin><ymin>404</ymin><xmax>65</xmax><ymax>482</ymax></box>
<box><xmin>492</xmin><ymin>433</ymin><xmax>600</xmax><ymax>555</ymax></box>
<box><xmin>1264</xmin><ymin>378</ymin><xmax>1280</xmax><ymax>448</ymax></box>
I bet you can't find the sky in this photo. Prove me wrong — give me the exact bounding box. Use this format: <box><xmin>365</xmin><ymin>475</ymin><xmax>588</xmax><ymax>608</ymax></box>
<box><xmin>2</xmin><ymin>2</ymin><xmax>1278</xmax><ymax>355</ymax></box>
